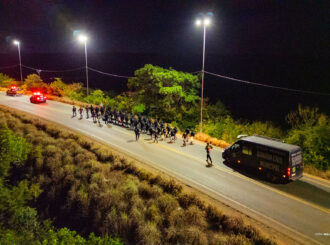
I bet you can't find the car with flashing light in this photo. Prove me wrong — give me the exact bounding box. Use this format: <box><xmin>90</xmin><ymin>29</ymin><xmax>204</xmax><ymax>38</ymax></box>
<box><xmin>222</xmin><ymin>135</ymin><xmax>303</xmax><ymax>182</ymax></box>
<box><xmin>30</xmin><ymin>91</ymin><xmax>47</xmax><ymax>103</ymax></box>
<box><xmin>6</xmin><ymin>85</ymin><xmax>24</xmax><ymax>96</ymax></box>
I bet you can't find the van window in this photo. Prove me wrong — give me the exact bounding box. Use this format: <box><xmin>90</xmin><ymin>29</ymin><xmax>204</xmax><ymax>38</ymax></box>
<box><xmin>232</xmin><ymin>143</ymin><xmax>241</xmax><ymax>150</ymax></box>
<box><xmin>242</xmin><ymin>146</ymin><xmax>252</xmax><ymax>156</ymax></box>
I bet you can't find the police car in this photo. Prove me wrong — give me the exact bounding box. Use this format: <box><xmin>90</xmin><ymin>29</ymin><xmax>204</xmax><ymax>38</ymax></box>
<box><xmin>30</xmin><ymin>91</ymin><xmax>47</xmax><ymax>103</ymax></box>
<box><xmin>6</xmin><ymin>85</ymin><xmax>24</xmax><ymax>96</ymax></box>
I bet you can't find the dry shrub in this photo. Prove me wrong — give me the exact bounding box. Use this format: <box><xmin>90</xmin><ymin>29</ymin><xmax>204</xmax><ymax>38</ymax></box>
<box><xmin>184</xmin><ymin>205</ymin><xmax>207</xmax><ymax>227</ymax></box>
<box><xmin>168</xmin><ymin>208</ymin><xmax>185</xmax><ymax>228</ymax></box>
<box><xmin>61</xmin><ymin>149</ymin><xmax>74</xmax><ymax>165</ymax></box>
<box><xmin>45</xmin><ymin>124</ymin><xmax>61</xmax><ymax>138</ymax></box>
<box><xmin>138</xmin><ymin>181</ymin><xmax>162</xmax><ymax>199</ymax></box>
<box><xmin>177</xmin><ymin>226</ymin><xmax>208</xmax><ymax>245</ymax></box>
<box><xmin>137</xmin><ymin>222</ymin><xmax>162</xmax><ymax>245</ymax></box>
<box><xmin>74</xmin><ymin>151</ymin><xmax>97</xmax><ymax>165</ymax></box>
<box><xmin>145</xmin><ymin>204</ymin><xmax>163</xmax><ymax>225</ymax></box>
<box><xmin>77</xmin><ymin>137</ymin><xmax>93</xmax><ymax>150</ymax></box>
<box><xmin>178</xmin><ymin>192</ymin><xmax>205</xmax><ymax>209</ymax></box>
<box><xmin>6</xmin><ymin>117</ymin><xmax>23</xmax><ymax>129</ymax></box>
<box><xmin>206</xmin><ymin>205</ymin><xmax>226</xmax><ymax>231</ymax></box>
<box><xmin>222</xmin><ymin>216</ymin><xmax>245</xmax><ymax>235</ymax></box>
<box><xmin>212</xmin><ymin>233</ymin><xmax>252</xmax><ymax>245</ymax></box>
<box><xmin>195</xmin><ymin>132</ymin><xmax>231</xmax><ymax>148</ymax></box>
<box><xmin>105</xmin><ymin>207</ymin><xmax>120</xmax><ymax>235</ymax></box>
<box><xmin>135</xmin><ymin>169</ymin><xmax>153</xmax><ymax>181</ymax></box>
<box><xmin>157</xmin><ymin>178</ymin><xmax>182</xmax><ymax>196</ymax></box>
<box><xmin>121</xmin><ymin>179</ymin><xmax>139</xmax><ymax>202</ymax></box>
<box><xmin>155</xmin><ymin>194</ymin><xmax>179</xmax><ymax>216</ymax></box>
<box><xmin>91</xmin><ymin>146</ymin><xmax>115</xmax><ymax>162</ymax></box>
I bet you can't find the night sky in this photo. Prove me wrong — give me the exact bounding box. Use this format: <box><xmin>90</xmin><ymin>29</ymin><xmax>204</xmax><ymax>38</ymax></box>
<box><xmin>0</xmin><ymin>0</ymin><xmax>329</xmax><ymax>121</ymax></box>
<box><xmin>0</xmin><ymin>0</ymin><xmax>328</xmax><ymax>56</ymax></box>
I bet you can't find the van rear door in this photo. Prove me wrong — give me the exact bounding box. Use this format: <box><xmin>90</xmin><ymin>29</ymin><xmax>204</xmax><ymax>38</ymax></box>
<box><xmin>290</xmin><ymin>150</ymin><xmax>303</xmax><ymax>180</ymax></box>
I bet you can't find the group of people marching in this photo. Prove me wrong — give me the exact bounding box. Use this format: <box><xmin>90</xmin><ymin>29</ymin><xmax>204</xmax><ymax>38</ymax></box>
<box><xmin>71</xmin><ymin>104</ymin><xmax>197</xmax><ymax>146</ymax></box>
<box><xmin>72</xmin><ymin>104</ymin><xmax>213</xmax><ymax>166</ymax></box>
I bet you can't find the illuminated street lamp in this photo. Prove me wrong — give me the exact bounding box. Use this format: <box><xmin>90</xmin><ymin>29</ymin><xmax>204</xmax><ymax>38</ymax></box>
<box><xmin>78</xmin><ymin>34</ymin><xmax>89</xmax><ymax>96</ymax></box>
<box><xmin>13</xmin><ymin>40</ymin><xmax>23</xmax><ymax>82</ymax></box>
<box><xmin>196</xmin><ymin>17</ymin><xmax>211</xmax><ymax>132</ymax></box>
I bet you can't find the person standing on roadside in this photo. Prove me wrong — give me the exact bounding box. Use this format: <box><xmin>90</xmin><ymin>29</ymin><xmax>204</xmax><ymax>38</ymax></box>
<box><xmin>72</xmin><ymin>105</ymin><xmax>77</xmax><ymax>117</ymax></box>
<box><xmin>134</xmin><ymin>126</ymin><xmax>140</xmax><ymax>141</ymax></box>
<box><xmin>205</xmin><ymin>143</ymin><xmax>213</xmax><ymax>166</ymax></box>
<box><xmin>85</xmin><ymin>105</ymin><xmax>89</xmax><ymax>119</ymax></box>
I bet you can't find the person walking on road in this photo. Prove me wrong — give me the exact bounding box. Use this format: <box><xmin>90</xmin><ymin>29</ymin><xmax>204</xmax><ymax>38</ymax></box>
<box><xmin>97</xmin><ymin>111</ymin><xmax>102</xmax><ymax>126</ymax></box>
<box><xmin>205</xmin><ymin>143</ymin><xmax>213</xmax><ymax>166</ymax></box>
<box><xmin>85</xmin><ymin>105</ymin><xmax>89</xmax><ymax>119</ymax></box>
<box><xmin>92</xmin><ymin>109</ymin><xmax>96</xmax><ymax>123</ymax></box>
<box><xmin>182</xmin><ymin>132</ymin><xmax>187</xmax><ymax>147</ymax></box>
<box><xmin>134</xmin><ymin>126</ymin><xmax>140</xmax><ymax>141</ymax></box>
<box><xmin>72</xmin><ymin>105</ymin><xmax>77</xmax><ymax>117</ymax></box>
<box><xmin>79</xmin><ymin>106</ymin><xmax>83</xmax><ymax>119</ymax></box>
<box><xmin>190</xmin><ymin>131</ymin><xmax>195</xmax><ymax>145</ymax></box>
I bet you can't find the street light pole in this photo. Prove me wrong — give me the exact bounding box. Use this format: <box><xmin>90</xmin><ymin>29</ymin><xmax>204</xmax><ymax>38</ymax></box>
<box><xmin>13</xmin><ymin>40</ymin><xmax>23</xmax><ymax>82</ymax></box>
<box><xmin>84</xmin><ymin>40</ymin><xmax>89</xmax><ymax>96</ymax></box>
<box><xmin>78</xmin><ymin>34</ymin><xmax>89</xmax><ymax>96</ymax></box>
<box><xmin>196</xmin><ymin>18</ymin><xmax>210</xmax><ymax>133</ymax></box>
<box><xmin>200</xmin><ymin>24</ymin><xmax>206</xmax><ymax>133</ymax></box>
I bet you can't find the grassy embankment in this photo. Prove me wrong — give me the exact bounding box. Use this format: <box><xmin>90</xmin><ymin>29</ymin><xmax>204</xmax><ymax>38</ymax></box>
<box><xmin>0</xmin><ymin>105</ymin><xmax>275</xmax><ymax>245</ymax></box>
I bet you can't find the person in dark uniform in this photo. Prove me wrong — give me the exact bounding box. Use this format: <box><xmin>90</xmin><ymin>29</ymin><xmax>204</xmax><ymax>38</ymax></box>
<box><xmin>100</xmin><ymin>104</ymin><xmax>104</xmax><ymax>115</ymax></box>
<box><xmin>134</xmin><ymin>126</ymin><xmax>140</xmax><ymax>141</ymax></box>
<box><xmin>166</xmin><ymin>124</ymin><xmax>171</xmax><ymax>138</ymax></box>
<box><xmin>173</xmin><ymin>127</ymin><xmax>178</xmax><ymax>141</ymax></box>
<box><xmin>170</xmin><ymin>129</ymin><xmax>175</xmax><ymax>143</ymax></box>
<box><xmin>79</xmin><ymin>106</ymin><xmax>83</xmax><ymax>119</ymax></box>
<box><xmin>72</xmin><ymin>105</ymin><xmax>77</xmax><ymax>117</ymax></box>
<box><xmin>85</xmin><ymin>105</ymin><xmax>89</xmax><ymax>119</ymax></box>
<box><xmin>205</xmin><ymin>143</ymin><xmax>213</xmax><ymax>166</ymax></box>
<box><xmin>104</xmin><ymin>112</ymin><xmax>109</xmax><ymax>124</ymax></box>
<box><xmin>154</xmin><ymin>127</ymin><xmax>159</xmax><ymax>143</ymax></box>
<box><xmin>182</xmin><ymin>132</ymin><xmax>187</xmax><ymax>146</ymax></box>
<box><xmin>149</xmin><ymin>127</ymin><xmax>154</xmax><ymax>140</ymax></box>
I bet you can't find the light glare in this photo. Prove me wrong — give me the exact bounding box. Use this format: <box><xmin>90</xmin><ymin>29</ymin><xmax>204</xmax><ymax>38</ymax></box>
<box><xmin>13</xmin><ymin>40</ymin><xmax>20</xmax><ymax>45</ymax></box>
<box><xmin>78</xmin><ymin>35</ymin><xmax>88</xmax><ymax>43</ymax></box>
<box><xmin>204</xmin><ymin>18</ymin><xmax>211</xmax><ymax>26</ymax></box>
<box><xmin>196</xmin><ymin>19</ymin><xmax>202</xmax><ymax>26</ymax></box>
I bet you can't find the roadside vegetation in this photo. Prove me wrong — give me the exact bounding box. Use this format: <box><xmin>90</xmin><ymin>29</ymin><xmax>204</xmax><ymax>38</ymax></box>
<box><xmin>0</xmin><ymin>65</ymin><xmax>329</xmax><ymax>179</ymax></box>
<box><xmin>0</xmin><ymin>112</ymin><xmax>121</xmax><ymax>244</ymax></box>
<box><xmin>0</xmin><ymin>105</ymin><xmax>275</xmax><ymax>244</ymax></box>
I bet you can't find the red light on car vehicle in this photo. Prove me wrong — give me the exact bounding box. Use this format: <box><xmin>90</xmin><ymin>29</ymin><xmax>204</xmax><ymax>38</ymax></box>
<box><xmin>37</xmin><ymin>97</ymin><xmax>40</xmax><ymax>101</ymax></box>
<box><xmin>10</xmin><ymin>85</ymin><xmax>17</xmax><ymax>89</ymax></box>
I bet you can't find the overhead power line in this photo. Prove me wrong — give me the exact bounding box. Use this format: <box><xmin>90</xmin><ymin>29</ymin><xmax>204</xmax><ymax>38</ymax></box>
<box><xmin>22</xmin><ymin>64</ymin><xmax>85</xmax><ymax>73</ymax></box>
<box><xmin>88</xmin><ymin>67</ymin><xmax>132</xmax><ymax>79</ymax></box>
<box><xmin>0</xmin><ymin>64</ymin><xmax>19</xmax><ymax>70</ymax></box>
<box><xmin>204</xmin><ymin>70</ymin><xmax>330</xmax><ymax>96</ymax></box>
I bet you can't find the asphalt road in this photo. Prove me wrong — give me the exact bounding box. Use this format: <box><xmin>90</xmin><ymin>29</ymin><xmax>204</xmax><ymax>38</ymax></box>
<box><xmin>0</xmin><ymin>93</ymin><xmax>329</xmax><ymax>245</ymax></box>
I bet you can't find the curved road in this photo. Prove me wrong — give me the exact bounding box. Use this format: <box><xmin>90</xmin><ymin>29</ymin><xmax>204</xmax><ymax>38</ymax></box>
<box><xmin>0</xmin><ymin>93</ymin><xmax>329</xmax><ymax>244</ymax></box>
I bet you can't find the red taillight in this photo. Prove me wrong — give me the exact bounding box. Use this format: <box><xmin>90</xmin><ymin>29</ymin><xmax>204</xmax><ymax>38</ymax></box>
<box><xmin>37</xmin><ymin>97</ymin><xmax>40</xmax><ymax>101</ymax></box>
<box><xmin>287</xmin><ymin>168</ymin><xmax>291</xmax><ymax>176</ymax></box>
